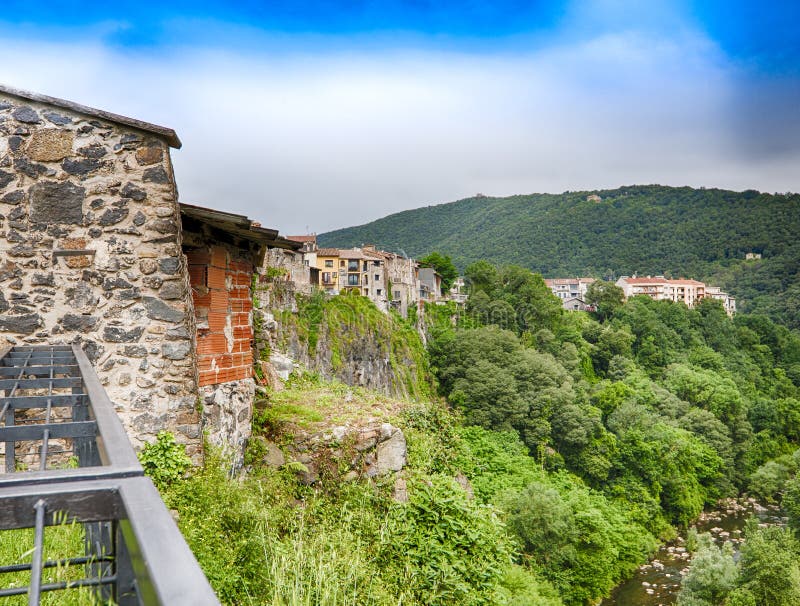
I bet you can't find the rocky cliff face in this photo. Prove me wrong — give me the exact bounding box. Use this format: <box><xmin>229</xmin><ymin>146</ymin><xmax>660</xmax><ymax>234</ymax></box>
<box><xmin>277</xmin><ymin>318</ymin><xmax>400</xmax><ymax>394</ymax></box>
<box><xmin>253</xmin><ymin>283</ymin><xmax>432</xmax><ymax>400</ymax></box>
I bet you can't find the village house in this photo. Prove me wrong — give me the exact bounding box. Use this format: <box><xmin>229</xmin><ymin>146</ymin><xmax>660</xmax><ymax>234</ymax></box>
<box><xmin>336</xmin><ymin>247</ymin><xmax>388</xmax><ymax>308</ymax></box>
<box><xmin>616</xmin><ymin>275</ymin><xmax>736</xmax><ymax>316</ymax></box>
<box><xmin>374</xmin><ymin>249</ymin><xmax>419</xmax><ymax>317</ymax></box>
<box><xmin>282</xmin><ymin>236</ymin><xmax>429</xmax><ymax>316</ymax></box>
<box><xmin>315</xmin><ymin>247</ymin><xmax>340</xmax><ymax>293</ymax></box>
<box><xmin>286</xmin><ymin>234</ymin><xmax>319</xmax><ymax>288</ymax></box>
<box><xmin>0</xmin><ymin>84</ymin><xmax>297</xmax><ymax>466</ymax></box>
<box><xmin>705</xmin><ymin>286</ymin><xmax>737</xmax><ymax>315</ymax></box>
<box><xmin>544</xmin><ymin>277</ymin><xmax>597</xmax><ymax>311</ymax></box>
<box><xmin>418</xmin><ymin>267</ymin><xmax>443</xmax><ymax>302</ymax></box>
<box><xmin>562</xmin><ymin>296</ymin><xmax>592</xmax><ymax>312</ymax></box>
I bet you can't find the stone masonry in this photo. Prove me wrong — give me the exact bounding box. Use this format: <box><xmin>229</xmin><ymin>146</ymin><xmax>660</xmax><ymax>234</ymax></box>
<box><xmin>0</xmin><ymin>86</ymin><xmax>201</xmax><ymax>457</ymax></box>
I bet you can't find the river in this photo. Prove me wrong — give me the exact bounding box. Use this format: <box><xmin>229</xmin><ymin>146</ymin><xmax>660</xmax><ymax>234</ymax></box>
<box><xmin>601</xmin><ymin>498</ymin><xmax>787</xmax><ymax>605</ymax></box>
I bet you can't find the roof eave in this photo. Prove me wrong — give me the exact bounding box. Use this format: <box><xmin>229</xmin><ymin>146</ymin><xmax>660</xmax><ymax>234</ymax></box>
<box><xmin>179</xmin><ymin>203</ymin><xmax>298</xmax><ymax>250</ymax></box>
<box><xmin>0</xmin><ymin>83</ymin><xmax>182</xmax><ymax>148</ymax></box>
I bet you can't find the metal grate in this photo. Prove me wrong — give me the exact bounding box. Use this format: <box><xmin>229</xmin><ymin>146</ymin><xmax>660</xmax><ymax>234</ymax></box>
<box><xmin>0</xmin><ymin>345</ymin><xmax>219</xmax><ymax>605</ymax></box>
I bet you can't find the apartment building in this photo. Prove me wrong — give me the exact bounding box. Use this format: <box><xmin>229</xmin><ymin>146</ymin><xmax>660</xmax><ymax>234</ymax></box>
<box><xmin>544</xmin><ymin>277</ymin><xmax>596</xmax><ymax>301</ymax></box>
<box><xmin>616</xmin><ymin>275</ymin><xmax>735</xmax><ymax>316</ymax></box>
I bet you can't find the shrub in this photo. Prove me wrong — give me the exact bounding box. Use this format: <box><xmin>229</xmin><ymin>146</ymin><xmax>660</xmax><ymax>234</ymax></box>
<box><xmin>138</xmin><ymin>431</ymin><xmax>191</xmax><ymax>490</ymax></box>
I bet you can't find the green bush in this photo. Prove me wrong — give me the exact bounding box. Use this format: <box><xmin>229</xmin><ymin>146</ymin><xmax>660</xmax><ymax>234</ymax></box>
<box><xmin>499</xmin><ymin>479</ymin><xmax>655</xmax><ymax>604</ymax></box>
<box><xmin>138</xmin><ymin>431</ymin><xmax>192</xmax><ymax>490</ymax></box>
<box><xmin>377</xmin><ymin>475</ymin><xmax>516</xmax><ymax>605</ymax></box>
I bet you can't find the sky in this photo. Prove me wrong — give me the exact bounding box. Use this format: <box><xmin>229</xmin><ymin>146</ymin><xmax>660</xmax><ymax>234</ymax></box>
<box><xmin>1</xmin><ymin>1</ymin><xmax>798</xmax><ymax>234</ymax></box>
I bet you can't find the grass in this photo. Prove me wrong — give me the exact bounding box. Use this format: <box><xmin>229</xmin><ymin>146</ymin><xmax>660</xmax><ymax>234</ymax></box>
<box><xmin>255</xmin><ymin>373</ymin><xmax>408</xmax><ymax>434</ymax></box>
<box><xmin>162</xmin><ymin>444</ymin><xmax>550</xmax><ymax>606</ymax></box>
<box><xmin>0</xmin><ymin>518</ymin><xmax>111</xmax><ymax>605</ymax></box>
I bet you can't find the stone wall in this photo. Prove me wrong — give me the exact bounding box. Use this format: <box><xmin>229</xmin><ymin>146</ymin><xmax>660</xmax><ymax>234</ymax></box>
<box><xmin>384</xmin><ymin>254</ymin><xmax>418</xmax><ymax>318</ymax></box>
<box><xmin>263</xmin><ymin>247</ymin><xmax>312</xmax><ymax>295</ymax></box>
<box><xmin>0</xmin><ymin>91</ymin><xmax>202</xmax><ymax>458</ymax></box>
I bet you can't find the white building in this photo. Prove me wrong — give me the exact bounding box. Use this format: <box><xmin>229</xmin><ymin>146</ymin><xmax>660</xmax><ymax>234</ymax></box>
<box><xmin>544</xmin><ymin>277</ymin><xmax>596</xmax><ymax>301</ymax></box>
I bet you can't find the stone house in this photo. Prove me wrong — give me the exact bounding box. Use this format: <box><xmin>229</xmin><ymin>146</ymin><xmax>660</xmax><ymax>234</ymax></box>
<box><xmin>0</xmin><ymin>84</ymin><xmax>294</xmax><ymax>465</ymax></box>
<box><xmin>561</xmin><ymin>296</ymin><xmax>592</xmax><ymax>312</ymax></box>
<box><xmin>380</xmin><ymin>251</ymin><xmax>419</xmax><ymax>317</ymax></box>
<box><xmin>263</xmin><ymin>247</ymin><xmax>315</xmax><ymax>295</ymax></box>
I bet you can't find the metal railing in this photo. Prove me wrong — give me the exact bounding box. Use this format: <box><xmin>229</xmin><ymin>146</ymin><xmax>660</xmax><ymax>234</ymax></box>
<box><xmin>0</xmin><ymin>345</ymin><xmax>219</xmax><ymax>605</ymax></box>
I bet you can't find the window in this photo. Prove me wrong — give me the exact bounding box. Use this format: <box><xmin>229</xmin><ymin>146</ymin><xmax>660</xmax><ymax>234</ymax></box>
<box><xmin>325</xmin><ymin>260</ymin><xmax>333</xmax><ymax>268</ymax></box>
<box><xmin>340</xmin><ymin>260</ymin><xmax>345</xmax><ymax>267</ymax></box>
<box><xmin>348</xmin><ymin>260</ymin><xmax>359</xmax><ymax>272</ymax></box>
<box><xmin>373</xmin><ymin>260</ymin><xmax>380</xmax><ymax>266</ymax></box>
<box><xmin>394</xmin><ymin>290</ymin><xmax>400</xmax><ymax>299</ymax></box>
<box><xmin>363</xmin><ymin>289</ymin><xmax>368</xmax><ymax>296</ymax></box>
<box><xmin>374</xmin><ymin>274</ymin><xmax>380</xmax><ymax>281</ymax></box>
<box><xmin>322</xmin><ymin>272</ymin><xmax>331</xmax><ymax>284</ymax></box>
<box><xmin>364</xmin><ymin>275</ymin><xmax>368</xmax><ymax>284</ymax></box>
<box><xmin>377</xmin><ymin>289</ymin><xmax>382</xmax><ymax>296</ymax></box>
<box><xmin>363</xmin><ymin>261</ymin><xmax>368</xmax><ymax>272</ymax></box>
<box><xmin>348</xmin><ymin>274</ymin><xmax>360</xmax><ymax>286</ymax></box>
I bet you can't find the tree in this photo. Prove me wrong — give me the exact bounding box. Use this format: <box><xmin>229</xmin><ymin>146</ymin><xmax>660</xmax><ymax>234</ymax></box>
<box><xmin>783</xmin><ymin>475</ymin><xmax>800</xmax><ymax>534</ymax></box>
<box><xmin>419</xmin><ymin>251</ymin><xmax>458</xmax><ymax>293</ymax></box>
<box><xmin>585</xmin><ymin>280</ymin><xmax>625</xmax><ymax>321</ymax></box>
<box><xmin>677</xmin><ymin>533</ymin><xmax>738</xmax><ymax>605</ymax></box>
<box><xmin>737</xmin><ymin>524</ymin><xmax>800</xmax><ymax>606</ymax></box>
<box><xmin>465</xmin><ymin>260</ymin><xmax>499</xmax><ymax>296</ymax></box>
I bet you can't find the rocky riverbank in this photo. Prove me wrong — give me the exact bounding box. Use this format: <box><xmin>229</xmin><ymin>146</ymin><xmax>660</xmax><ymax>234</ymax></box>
<box><xmin>602</xmin><ymin>498</ymin><xmax>786</xmax><ymax>605</ymax></box>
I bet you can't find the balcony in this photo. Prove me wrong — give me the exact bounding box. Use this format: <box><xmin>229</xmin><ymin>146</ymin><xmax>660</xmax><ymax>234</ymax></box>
<box><xmin>0</xmin><ymin>345</ymin><xmax>218</xmax><ymax>605</ymax></box>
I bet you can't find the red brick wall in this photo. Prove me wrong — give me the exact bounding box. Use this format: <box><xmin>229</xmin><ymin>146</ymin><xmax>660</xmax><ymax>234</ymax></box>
<box><xmin>186</xmin><ymin>245</ymin><xmax>254</xmax><ymax>387</ymax></box>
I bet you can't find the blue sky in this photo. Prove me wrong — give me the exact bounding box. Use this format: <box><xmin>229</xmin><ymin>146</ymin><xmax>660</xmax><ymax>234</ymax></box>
<box><xmin>1</xmin><ymin>1</ymin><xmax>798</xmax><ymax>232</ymax></box>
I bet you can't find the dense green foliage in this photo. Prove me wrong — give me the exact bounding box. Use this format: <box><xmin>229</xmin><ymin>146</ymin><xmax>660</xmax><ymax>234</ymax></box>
<box><xmin>319</xmin><ymin>185</ymin><xmax>800</xmax><ymax>328</ymax></box>
<box><xmin>168</xmin><ymin>258</ymin><xmax>800</xmax><ymax>605</ymax></box>
<box><xmin>429</xmin><ymin>262</ymin><xmax>800</xmax><ymax>539</ymax></box>
<box><xmin>677</xmin><ymin>523</ymin><xmax>800</xmax><ymax>606</ymax></box>
<box><xmin>138</xmin><ymin>430</ymin><xmax>192</xmax><ymax>490</ymax></box>
<box><xmin>165</xmin><ymin>410</ymin><xmax>565</xmax><ymax>606</ymax></box>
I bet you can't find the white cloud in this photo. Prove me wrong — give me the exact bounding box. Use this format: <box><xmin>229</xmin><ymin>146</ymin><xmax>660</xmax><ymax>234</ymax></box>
<box><xmin>1</xmin><ymin>16</ymin><xmax>797</xmax><ymax>234</ymax></box>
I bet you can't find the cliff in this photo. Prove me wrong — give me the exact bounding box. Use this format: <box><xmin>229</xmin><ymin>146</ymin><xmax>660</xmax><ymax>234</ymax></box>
<box><xmin>254</xmin><ymin>283</ymin><xmax>434</xmax><ymax>401</ymax></box>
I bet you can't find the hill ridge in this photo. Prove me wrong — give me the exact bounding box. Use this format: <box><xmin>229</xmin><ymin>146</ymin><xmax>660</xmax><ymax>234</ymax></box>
<box><xmin>319</xmin><ymin>184</ymin><xmax>800</xmax><ymax>327</ymax></box>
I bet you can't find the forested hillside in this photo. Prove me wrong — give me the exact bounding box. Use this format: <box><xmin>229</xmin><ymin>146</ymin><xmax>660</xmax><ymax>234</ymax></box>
<box><xmin>142</xmin><ymin>271</ymin><xmax>800</xmax><ymax>606</ymax></box>
<box><xmin>319</xmin><ymin>185</ymin><xmax>800</xmax><ymax>328</ymax></box>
